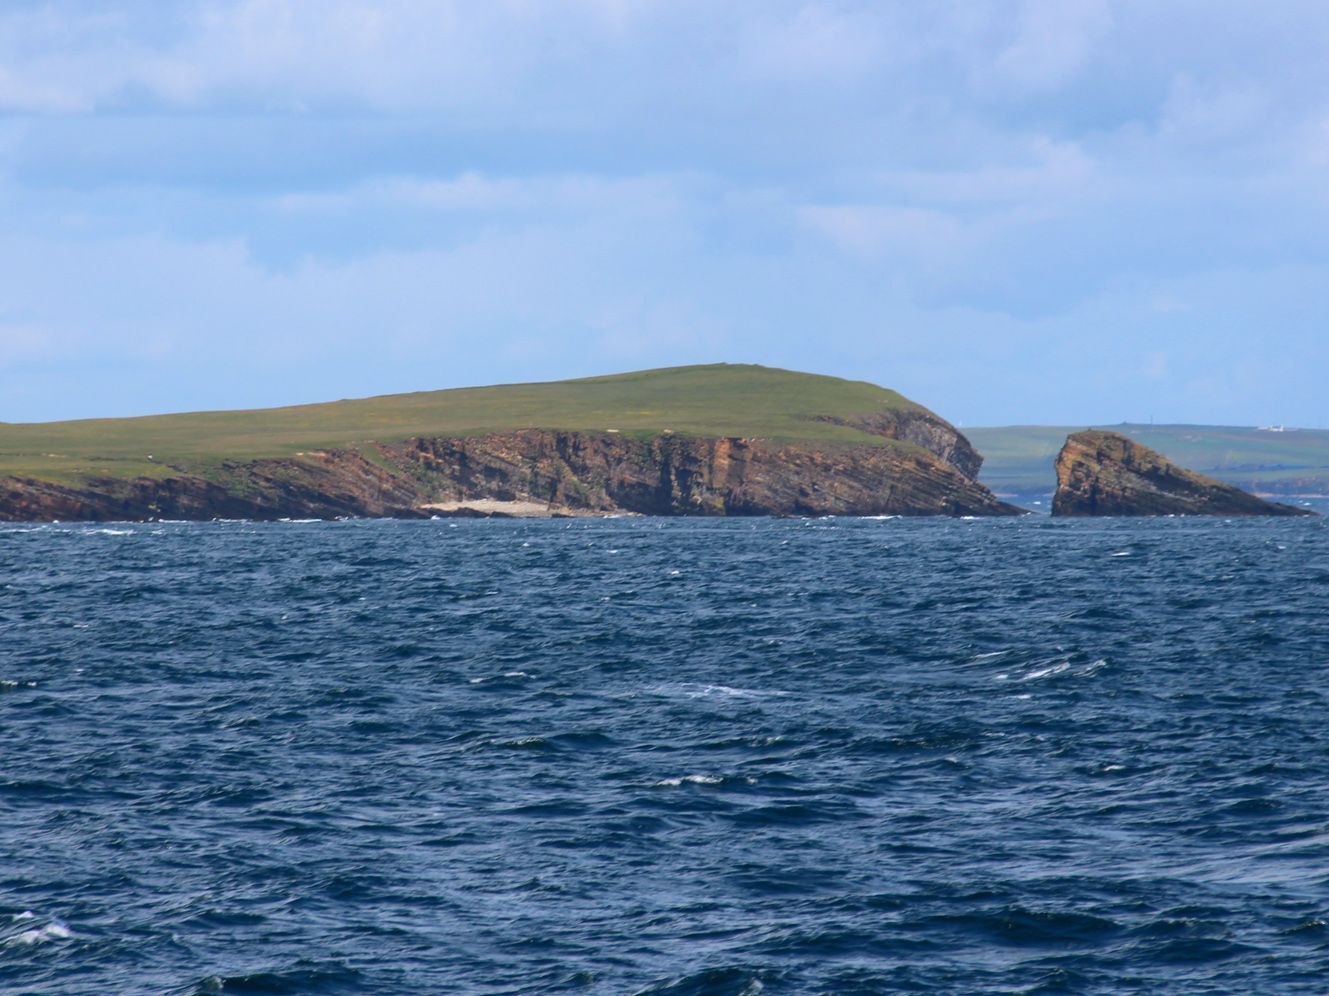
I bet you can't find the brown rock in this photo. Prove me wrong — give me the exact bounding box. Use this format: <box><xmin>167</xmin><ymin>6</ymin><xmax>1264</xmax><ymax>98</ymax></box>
<box><xmin>818</xmin><ymin>408</ymin><xmax>985</xmax><ymax>480</ymax></box>
<box><xmin>1052</xmin><ymin>430</ymin><xmax>1316</xmax><ymax>517</ymax></box>
<box><xmin>0</xmin><ymin>430</ymin><xmax>1024</xmax><ymax>522</ymax></box>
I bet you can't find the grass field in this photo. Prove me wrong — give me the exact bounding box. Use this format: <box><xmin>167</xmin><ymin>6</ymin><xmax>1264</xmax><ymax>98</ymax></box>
<box><xmin>968</xmin><ymin>424</ymin><xmax>1329</xmax><ymax>497</ymax></box>
<box><xmin>0</xmin><ymin>364</ymin><xmax>919</xmax><ymax>484</ymax></box>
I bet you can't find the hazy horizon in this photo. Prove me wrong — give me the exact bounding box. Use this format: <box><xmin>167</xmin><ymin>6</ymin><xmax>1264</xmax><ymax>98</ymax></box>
<box><xmin>3</xmin><ymin>2</ymin><xmax>1327</xmax><ymax>428</ymax></box>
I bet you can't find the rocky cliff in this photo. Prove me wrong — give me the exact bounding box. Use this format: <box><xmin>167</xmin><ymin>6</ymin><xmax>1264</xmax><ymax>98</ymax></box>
<box><xmin>818</xmin><ymin>408</ymin><xmax>984</xmax><ymax>480</ymax></box>
<box><xmin>0</xmin><ymin>427</ymin><xmax>1021</xmax><ymax>522</ymax></box>
<box><xmin>1052</xmin><ymin>430</ymin><xmax>1315</xmax><ymax>517</ymax></box>
<box><xmin>406</xmin><ymin>428</ymin><xmax>1014</xmax><ymax>516</ymax></box>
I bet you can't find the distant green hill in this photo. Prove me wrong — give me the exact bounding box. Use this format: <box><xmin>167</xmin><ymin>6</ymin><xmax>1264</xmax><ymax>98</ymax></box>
<box><xmin>0</xmin><ymin>364</ymin><xmax>918</xmax><ymax>485</ymax></box>
<box><xmin>968</xmin><ymin>424</ymin><xmax>1329</xmax><ymax>498</ymax></box>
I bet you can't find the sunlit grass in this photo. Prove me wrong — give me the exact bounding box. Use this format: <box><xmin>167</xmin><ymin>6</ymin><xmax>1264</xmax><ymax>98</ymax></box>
<box><xmin>0</xmin><ymin>364</ymin><xmax>918</xmax><ymax>483</ymax></box>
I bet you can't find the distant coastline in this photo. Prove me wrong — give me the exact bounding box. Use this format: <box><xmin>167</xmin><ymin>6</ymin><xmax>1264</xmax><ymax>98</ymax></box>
<box><xmin>968</xmin><ymin>424</ymin><xmax>1329</xmax><ymax>500</ymax></box>
<box><xmin>3</xmin><ymin>365</ymin><xmax>1323</xmax><ymax>523</ymax></box>
<box><xmin>0</xmin><ymin>365</ymin><xmax>1020</xmax><ymax>522</ymax></box>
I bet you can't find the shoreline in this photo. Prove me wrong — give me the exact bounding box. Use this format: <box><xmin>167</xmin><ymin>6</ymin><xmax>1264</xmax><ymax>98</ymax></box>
<box><xmin>419</xmin><ymin>499</ymin><xmax>613</xmax><ymax>519</ymax></box>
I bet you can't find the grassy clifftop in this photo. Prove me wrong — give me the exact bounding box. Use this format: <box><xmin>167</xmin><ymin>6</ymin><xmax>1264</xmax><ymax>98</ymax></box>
<box><xmin>0</xmin><ymin>364</ymin><xmax>921</xmax><ymax>484</ymax></box>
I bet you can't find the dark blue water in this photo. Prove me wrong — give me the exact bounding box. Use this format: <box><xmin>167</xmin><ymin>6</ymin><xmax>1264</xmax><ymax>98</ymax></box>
<box><xmin>3</xmin><ymin>515</ymin><xmax>1328</xmax><ymax>994</ymax></box>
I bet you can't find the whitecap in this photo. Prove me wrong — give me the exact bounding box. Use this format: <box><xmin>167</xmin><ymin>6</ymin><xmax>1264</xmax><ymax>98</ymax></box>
<box><xmin>1110</xmin><ymin>551</ymin><xmax>1131</xmax><ymax>557</ymax></box>
<box><xmin>655</xmin><ymin>774</ymin><xmax>724</xmax><ymax>787</ymax></box>
<box><xmin>678</xmin><ymin>683</ymin><xmax>788</xmax><ymax>700</ymax></box>
<box><xmin>10</xmin><ymin>920</ymin><xmax>71</xmax><ymax>946</ymax></box>
<box><xmin>1022</xmin><ymin>661</ymin><xmax>1071</xmax><ymax>681</ymax></box>
<box><xmin>468</xmin><ymin>671</ymin><xmax>532</xmax><ymax>684</ymax></box>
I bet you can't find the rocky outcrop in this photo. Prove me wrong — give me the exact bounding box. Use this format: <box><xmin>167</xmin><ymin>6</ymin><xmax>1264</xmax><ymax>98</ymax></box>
<box><xmin>0</xmin><ymin>430</ymin><xmax>1023</xmax><ymax>522</ymax></box>
<box><xmin>816</xmin><ymin>408</ymin><xmax>984</xmax><ymax>480</ymax></box>
<box><xmin>1052</xmin><ymin>430</ymin><xmax>1315</xmax><ymax>517</ymax></box>
<box><xmin>406</xmin><ymin>430</ymin><xmax>1016</xmax><ymax>517</ymax></box>
<box><xmin>0</xmin><ymin>450</ymin><xmax>428</xmax><ymax>522</ymax></box>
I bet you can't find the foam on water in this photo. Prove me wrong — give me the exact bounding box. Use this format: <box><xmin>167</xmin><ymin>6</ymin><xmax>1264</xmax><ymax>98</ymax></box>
<box><xmin>1021</xmin><ymin>660</ymin><xmax>1071</xmax><ymax>681</ymax></box>
<box><xmin>654</xmin><ymin>774</ymin><xmax>726</xmax><ymax>786</ymax></box>
<box><xmin>4</xmin><ymin>916</ymin><xmax>72</xmax><ymax>948</ymax></box>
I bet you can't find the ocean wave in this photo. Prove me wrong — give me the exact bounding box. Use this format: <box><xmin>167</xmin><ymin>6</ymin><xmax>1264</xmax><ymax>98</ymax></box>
<box><xmin>3</xmin><ymin>915</ymin><xmax>72</xmax><ymax>947</ymax></box>
<box><xmin>658</xmin><ymin>683</ymin><xmax>791</xmax><ymax>700</ymax></box>
<box><xmin>1</xmin><ymin>516</ymin><xmax>1325</xmax><ymax>993</ymax></box>
<box><xmin>654</xmin><ymin>774</ymin><xmax>725</xmax><ymax>786</ymax></box>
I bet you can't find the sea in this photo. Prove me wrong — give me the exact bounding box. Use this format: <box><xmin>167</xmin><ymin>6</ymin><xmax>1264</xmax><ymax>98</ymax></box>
<box><xmin>2</xmin><ymin>512</ymin><xmax>1328</xmax><ymax>994</ymax></box>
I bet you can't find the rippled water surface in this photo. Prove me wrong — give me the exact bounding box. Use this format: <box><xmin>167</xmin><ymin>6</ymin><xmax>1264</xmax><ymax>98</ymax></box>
<box><xmin>3</xmin><ymin>515</ymin><xmax>1328</xmax><ymax>994</ymax></box>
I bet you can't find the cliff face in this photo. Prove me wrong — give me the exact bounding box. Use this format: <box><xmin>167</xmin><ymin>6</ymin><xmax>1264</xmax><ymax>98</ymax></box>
<box><xmin>0</xmin><ymin>450</ymin><xmax>425</xmax><ymax>523</ymax></box>
<box><xmin>817</xmin><ymin>408</ymin><xmax>984</xmax><ymax>480</ymax></box>
<box><xmin>0</xmin><ymin>429</ymin><xmax>1022</xmax><ymax>522</ymax></box>
<box><xmin>408</xmin><ymin>429</ymin><xmax>1014</xmax><ymax>517</ymax></box>
<box><xmin>1053</xmin><ymin>430</ymin><xmax>1315</xmax><ymax>517</ymax></box>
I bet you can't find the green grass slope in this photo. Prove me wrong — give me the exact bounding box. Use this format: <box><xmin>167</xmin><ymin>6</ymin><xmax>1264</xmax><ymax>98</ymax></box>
<box><xmin>0</xmin><ymin>364</ymin><xmax>921</xmax><ymax>484</ymax></box>
<box><xmin>969</xmin><ymin>424</ymin><xmax>1329</xmax><ymax>497</ymax></box>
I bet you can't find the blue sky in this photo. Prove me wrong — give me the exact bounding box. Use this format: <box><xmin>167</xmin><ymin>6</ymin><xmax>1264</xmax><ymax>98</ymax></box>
<box><xmin>2</xmin><ymin>1</ymin><xmax>1327</xmax><ymax>427</ymax></box>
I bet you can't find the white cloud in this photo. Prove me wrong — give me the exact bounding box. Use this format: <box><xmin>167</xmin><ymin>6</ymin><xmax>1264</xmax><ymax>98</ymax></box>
<box><xmin>1158</xmin><ymin>75</ymin><xmax>1271</xmax><ymax>150</ymax></box>
<box><xmin>272</xmin><ymin>171</ymin><xmax>696</xmax><ymax>218</ymax></box>
<box><xmin>870</xmin><ymin>138</ymin><xmax>1097</xmax><ymax>206</ymax></box>
<box><xmin>990</xmin><ymin>0</ymin><xmax>1113</xmax><ymax>93</ymax></box>
<box><xmin>0</xmin><ymin>0</ymin><xmax>634</xmax><ymax>114</ymax></box>
<box><xmin>2</xmin><ymin>2</ymin><xmax>1329</xmax><ymax>424</ymax></box>
<box><xmin>737</xmin><ymin>3</ymin><xmax>887</xmax><ymax>84</ymax></box>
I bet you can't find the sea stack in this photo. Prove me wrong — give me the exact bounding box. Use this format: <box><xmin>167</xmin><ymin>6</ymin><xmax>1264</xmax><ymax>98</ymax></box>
<box><xmin>1052</xmin><ymin>430</ymin><xmax>1314</xmax><ymax>517</ymax></box>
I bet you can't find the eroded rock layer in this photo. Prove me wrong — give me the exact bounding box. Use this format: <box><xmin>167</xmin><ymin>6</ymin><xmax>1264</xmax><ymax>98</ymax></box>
<box><xmin>817</xmin><ymin>410</ymin><xmax>985</xmax><ymax>480</ymax></box>
<box><xmin>1052</xmin><ymin>430</ymin><xmax>1314</xmax><ymax>517</ymax></box>
<box><xmin>0</xmin><ymin>430</ymin><xmax>1022</xmax><ymax>522</ymax></box>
